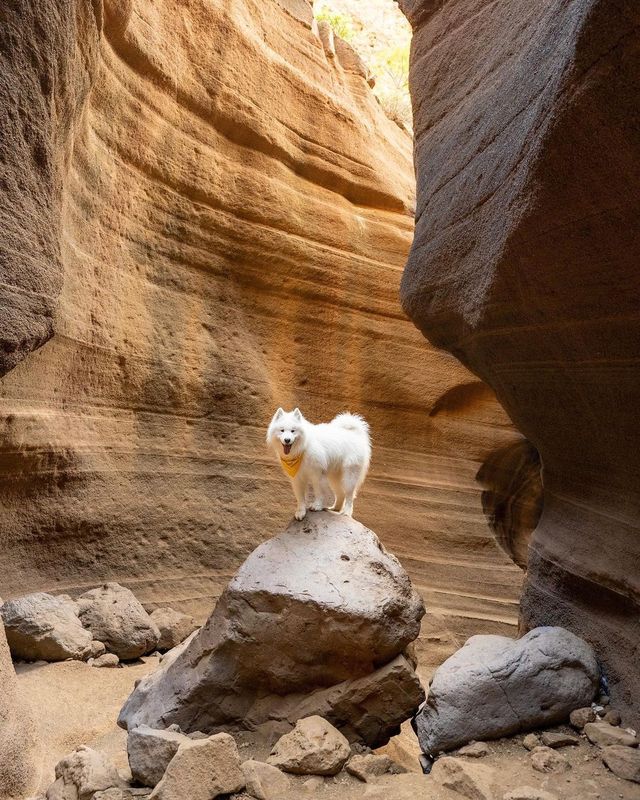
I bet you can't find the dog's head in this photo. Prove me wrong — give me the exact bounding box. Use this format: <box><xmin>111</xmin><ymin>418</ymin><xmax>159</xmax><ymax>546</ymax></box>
<box><xmin>267</xmin><ymin>407</ymin><xmax>305</xmax><ymax>456</ymax></box>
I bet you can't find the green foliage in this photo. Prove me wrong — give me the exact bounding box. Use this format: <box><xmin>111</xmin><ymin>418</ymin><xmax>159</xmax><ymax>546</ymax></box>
<box><xmin>314</xmin><ymin>6</ymin><xmax>356</xmax><ymax>42</ymax></box>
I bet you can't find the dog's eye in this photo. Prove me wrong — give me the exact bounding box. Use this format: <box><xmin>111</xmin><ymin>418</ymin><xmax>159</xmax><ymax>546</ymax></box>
<box><xmin>280</xmin><ymin>429</ymin><xmax>284</xmax><ymax>433</ymax></box>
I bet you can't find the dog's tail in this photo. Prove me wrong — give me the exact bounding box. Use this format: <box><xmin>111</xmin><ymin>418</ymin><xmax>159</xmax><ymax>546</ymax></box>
<box><xmin>332</xmin><ymin>412</ymin><xmax>370</xmax><ymax>436</ymax></box>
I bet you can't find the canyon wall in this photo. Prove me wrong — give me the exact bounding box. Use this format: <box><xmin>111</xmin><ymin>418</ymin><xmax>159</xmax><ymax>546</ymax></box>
<box><xmin>1</xmin><ymin>0</ymin><xmax>524</xmax><ymax>649</ymax></box>
<box><xmin>400</xmin><ymin>0</ymin><xmax>640</xmax><ymax>717</ymax></box>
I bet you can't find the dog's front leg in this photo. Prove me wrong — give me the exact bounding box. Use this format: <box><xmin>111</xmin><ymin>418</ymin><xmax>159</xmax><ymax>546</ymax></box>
<box><xmin>292</xmin><ymin>476</ymin><xmax>307</xmax><ymax>520</ymax></box>
<box><xmin>309</xmin><ymin>474</ymin><xmax>326</xmax><ymax>512</ymax></box>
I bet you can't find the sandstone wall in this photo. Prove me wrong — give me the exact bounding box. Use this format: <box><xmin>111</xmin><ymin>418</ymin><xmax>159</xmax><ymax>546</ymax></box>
<box><xmin>400</xmin><ymin>0</ymin><xmax>640</xmax><ymax>717</ymax></box>
<box><xmin>0</xmin><ymin>0</ymin><xmax>523</xmax><ymax>644</ymax></box>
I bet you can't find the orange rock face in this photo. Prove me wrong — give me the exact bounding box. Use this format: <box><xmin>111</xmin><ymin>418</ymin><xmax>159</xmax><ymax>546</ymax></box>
<box><xmin>400</xmin><ymin>0</ymin><xmax>640</xmax><ymax>718</ymax></box>
<box><xmin>1</xmin><ymin>0</ymin><xmax>522</xmax><ymax>650</ymax></box>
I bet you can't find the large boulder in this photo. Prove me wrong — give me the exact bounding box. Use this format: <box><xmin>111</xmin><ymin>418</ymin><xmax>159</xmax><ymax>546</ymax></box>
<box><xmin>119</xmin><ymin>513</ymin><xmax>425</xmax><ymax>747</ymax></box>
<box><xmin>78</xmin><ymin>583</ymin><xmax>159</xmax><ymax>660</ymax></box>
<box><xmin>1</xmin><ymin>592</ymin><xmax>93</xmax><ymax>661</ymax></box>
<box><xmin>415</xmin><ymin>627</ymin><xmax>599</xmax><ymax>754</ymax></box>
<box><xmin>399</xmin><ymin>0</ymin><xmax>640</xmax><ymax>721</ymax></box>
<box><xmin>127</xmin><ymin>725</ymin><xmax>192</xmax><ymax>787</ymax></box>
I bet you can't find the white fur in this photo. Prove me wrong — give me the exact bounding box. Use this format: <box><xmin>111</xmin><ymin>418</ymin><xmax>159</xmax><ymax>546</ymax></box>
<box><xmin>266</xmin><ymin>407</ymin><xmax>371</xmax><ymax>520</ymax></box>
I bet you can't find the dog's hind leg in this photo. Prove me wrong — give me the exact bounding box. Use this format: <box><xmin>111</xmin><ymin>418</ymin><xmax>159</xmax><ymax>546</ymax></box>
<box><xmin>328</xmin><ymin>472</ymin><xmax>345</xmax><ymax>513</ymax></box>
<box><xmin>339</xmin><ymin>466</ymin><xmax>362</xmax><ymax>517</ymax></box>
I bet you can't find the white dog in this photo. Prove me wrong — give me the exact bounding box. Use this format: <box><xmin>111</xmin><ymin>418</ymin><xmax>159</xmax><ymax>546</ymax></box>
<box><xmin>266</xmin><ymin>407</ymin><xmax>371</xmax><ymax>520</ymax></box>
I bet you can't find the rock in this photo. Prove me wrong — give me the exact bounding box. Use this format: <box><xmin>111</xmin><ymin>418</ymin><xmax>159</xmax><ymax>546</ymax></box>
<box><xmin>93</xmin><ymin>653</ymin><xmax>120</xmax><ymax>668</ymax></box>
<box><xmin>603</xmin><ymin>710</ymin><xmax>622</xmax><ymax>726</ymax></box>
<box><xmin>244</xmin><ymin>653</ymin><xmax>424</xmax><ymax>748</ymax></box>
<box><xmin>149</xmin><ymin>608</ymin><xmax>198</xmax><ymax>652</ymax></box>
<box><xmin>241</xmin><ymin>760</ymin><xmax>289</xmax><ymax>800</ymax></box>
<box><xmin>93</xmin><ymin>791</ymin><xmax>151</xmax><ymax>800</ymax></box>
<box><xmin>458</xmin><ymin>742</ymin><xmax>489</xmax><ymax>758</ymax></box>
<box><xmin>601</xmin><ymin>745</ymin><xmax>640</xmax><ymax>783</ymax></box>
<box><xmin>569</xmin><ymin>707</ymin><xmax>596</xmax><ymax>730</ymax></box>
<box><xmin>522</xmin><ymin>734</ymin><xmax>540</xmax><ymax>751</ymax></box>
<box><xmin>46</xmin><ymin>746</ymin><xmax>123</xmax><ymax>799</ymax></box>
<box><xmin>415</xmin><ymin>627</ymin><xmax>599</xmax><ymax>753</ymax></box>
<box><xmin>504</xmin><ymin>789</ymin><xmax>558</xmax><ymax>800</ymax></box>
<box><xmin>149</xmin><ymin>734</ymin><xmax>244</xmax><ymax>800</ymax></box>
<box><xmin>400</xmin><ymin>0</ymin><xmax>640</xmax><ymax>727</ymax></box>
<box><xmin>119</xmin><ymin>515</ymin><xmax>424</xmax><ymax>748</ymax></box>
<box><xmin>90</xmin><ymin>641</ymin><xmax>107</xmax><ymax>658</ymax></box>
<box><xmin>584</xmin><ymin>721</ymin><xmax>639</xmax><ymax>748</ymax></box>
<box><xmin>268</xmin><ymin>716</ymin><xmax>350</xmax><ymax>776</ymax></box>
<box><xmin>0</xmin><ymin>622</ymin><xmax>38</xmax><ymax>797</ymax></box>
<box><xmin>78</xmin><ymin>584</ymin><xmax>159</xmax><ymax>660</ymax></box>
<box><xmin>345</xmin><ymin>754</ymin><xmax>398</xmax><ymax>782</ymax></box>
<box><xmin>431</xmin><ymin>757</ymin><xmax>496</xmax><ymax>800</ymax></box>
<box><xmin>1</xmin><ymin>593</ymin><xmax>93</xmax><ymax>661</ymax></box>
<box><xmin>127</xmin><ymin>724</ymin><xmax>192</xmax><ymax>787</ymax></box>
<box><xmin>530</xmin><ymin>747</ymin><xmax>570</xmax><ymax>773</ymax></box>
<box><xmin>301</xmin><ymin>777</ymin><xmax>324</xmax><ymax>793</ymax></box>
<box><xmin>540</xmin><ymin>732</ymin><xmax>578</xmax><ymax>748</ymax></box>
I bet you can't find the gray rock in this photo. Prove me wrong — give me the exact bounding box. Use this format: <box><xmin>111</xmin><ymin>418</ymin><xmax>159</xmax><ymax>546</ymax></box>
<box><xmin>0</xmin><ymin>592</ymin><xmax>91</xmax><ymax>661</ymax></box>
<box><xmin>602</xmin><ymin>745</ymin><xmax>640</xmax><ymax>783</ymax></box>
<box><xmin>118</xmin><ymin>514</ymin><xmax>424</xmax><ymax>747</ymax></box>
<box><xmin>584</xmin><ymin>721</ymin><xmax>639</xmax><ymax>748</ymax></box>
<box><xmin>569</xmin><ymin>707</ymin><xmax>596</xmax><ymax>730</ymax></box>
<box><xmin>431</xmin><ymin>757</ymin><xmax>496</xmax><ymax>800</ymax></box>
<box><xmin>268</xmin><ymin>716</ymin><xmax>350</xmax><ymax>776</ymax></box>
<box><xmin>603</xmin><ymin>710</ymin><xmax>622</xmax><ymax>726</ymax></box>
<box><xmin>127</xmin><ymin>724</ymin><xmax>191</xmax><ymax>787</ymax></box>
<box><xmin>415</xmin><ymin>627</ymin><xmax>599</xmax><ymax>754</ymax></box>
<box><xmin>149</xmin><ymin>608</ymin><xmax>197</xmax><ymax>652</ymax></box>
<box><xmin>93</xmin><ymin>653</ymin><xmax>119</xmax><ymax>668</ymax></box>
<box><xmin>90</xmin><ymin>640</ymin><xmax>107</xmax><ymax>658</ymax></box>
<box><xmin>1</xmin><ymin>593</ymin><xmax>93</xmax><ymax>662</ymax></box>
<box><xmin>93</xmin><ymin>791</ymin><xmax>151</xmax><ymax>800</ymax></box>
<box><xmin>46</xmin><ymin>746</ymin><xmax>123</xmax><ymax>800</ymax></box>
<box><xmin>540</xmin><ymin>732</ymin><xmax>578</xmax><ymax>748</ymax></box>
<box><xmin>78</xmin><ymin>583</ymin><xmax>159</xmax><ymax>661</ymax></box>
<box><xmin>458</xmin><ymin>741</ymin><xmax>490</xmax><ymax>758</ymax></box>
<box><xmin>522</xmin><ymin>734</ymin><xmax>540</xmax><ymax>751</ymax></box>
<box><xmin>345</xmin><ymin>753</ymin><xmax>399</xmax><ymax>781</ymax></box>
<box><xmin>148</xmin><ymin>734</ymin><xmax>244</xmax><ymax>800</ymax></box>
<box><xmin>241</xmin><ymin>760</ymin><xmax>289</xmax><ymax>800</ymax></box>
<box><xmin>530</xmin><ymin>746</ymin><xmax>570</xmax><ymax>773</ymax></box>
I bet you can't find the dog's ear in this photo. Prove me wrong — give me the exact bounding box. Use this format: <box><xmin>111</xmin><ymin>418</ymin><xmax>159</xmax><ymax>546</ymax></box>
<box><xmin>292</xmin><ymin>407</ymin><xmax>302</xmax><ymax>420</ymax></box>
<box><xmin>274</xmin><ymin>407</ymin><xmax>284</xmax><ymax>420</ymax></box>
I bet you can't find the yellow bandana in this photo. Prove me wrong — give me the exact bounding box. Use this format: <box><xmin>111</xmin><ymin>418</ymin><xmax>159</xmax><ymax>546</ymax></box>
<box><xmin>280</xmin><ymin>453</ymin><xmax>303</xmax><ymax>478</ymax></box>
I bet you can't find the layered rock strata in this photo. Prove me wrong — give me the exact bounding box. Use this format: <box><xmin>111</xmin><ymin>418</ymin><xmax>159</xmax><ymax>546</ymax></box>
<box><xmin>400</xmin><ymin>0</ymin><xmax>640</xmax><ymax>718</ymax></box>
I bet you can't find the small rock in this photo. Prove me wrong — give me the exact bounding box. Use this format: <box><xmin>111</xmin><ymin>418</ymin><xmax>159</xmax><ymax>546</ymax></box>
<box><xmin>584</xmin><ymin>722</ymin><xmax>639</xmax><ymax>748</ymax></box>
<box><xmin>459</xmin><ymin>741</ymin><xmax>490</xmax><ymax>758</ymax></box>
<box><xmin>46</xmin><ymin>746</ymin><xmax>123</xmax><ymax>799</ymax></box>
<box><xmin>599</xmin><ymin>695</ymin><xmax>611</xmax><ymax>706</ymax></box>
<box><xmin>188</xmin><ymin>731</ymin><xmax>209</xmax><ymax>740</ymax></box>
<box><xmin>523</xmin><ymin>734</ymin><xmax>541</xmax><ymax>751</ymax></box>
<box><xmin>530</xmin><ymin>746</ymin><xmax>571</xmax><ymax>773</ymax></box>
<box><xmin>350</xmin><ymin>742</ymin><xmax>373</xmax><ymax>756</ymax></box>
<box><xmin>241</xmin><ymin>760</ymin><xmax>289</xmax><ymax>800</ymax></box>
<box><xmin>2</xmin><ymin>593</ymin><xmax>93</xmax><ymax>662</ymax></box>
<box><xmin>149</xmin><ymin>734</ymin><xmax>244</xmax><ymax>800</ymax></box>
<box><xmin>569</xmin><ymin>707</ymin><xmax>596</xmax><ymax>729</ymax></box>
<box><xmin>540</xmin><ymin>732</ymin><xmax>578</xmax><ymax>749</ymax></box>
<box><xmin>431</xmin><ymin>756</ymin><xmax>496</xmax><ymax>800</ymax></box>
<box><xmin>78</xmin><ymin>583</ymin><xmax>159</xmax><ymax>660</ymax></box>
<box><xmin>93</xmin><ymin>653</ymin><xmax>120</xmax><ymax>668</ymax></box>
<box><xmin>345</xmin><ymin>753</ymin><xmax>398</xmax><ymax>782</ymax></box>
<box><xmin>604</xmin><ymin>710</ymin><xmax>622</xmax><ymax>727</ymax></box>
<box><xmin>602</xmin><ymin>745</ymin><xmax>640</xmax><ymax>783</ymax></box>
<box><xmin>94</xmin><ymin>790</ymin><xmax>151</xmax><ymax>800</ymax></box>
<box><xmin>90</xmin><ymin>641</ymin><xmax>107</xmax><ymax>658</ymax></box>
<box><xmin>302</xmin><ymin>777</ymin><xmax>324</xmax><ymax>793</ymax></box>
<box><xmin>268</xmin><ymin>716</ymin><xmax>350</xmax><ymax>776</ymax></box>
<box><xmin>127</xmin><ymin>724</ymin><xmax>191</xmax><ymax>787</ymax></box>
<box><xmin>504</xmin><ymin>789</ymin><xmax>559</xmax><ymax>800</ymax></box>
<box><xmin>149</xmin><ymin>608</ymin><xmax>198</xmax><ymax>652</ymax></box>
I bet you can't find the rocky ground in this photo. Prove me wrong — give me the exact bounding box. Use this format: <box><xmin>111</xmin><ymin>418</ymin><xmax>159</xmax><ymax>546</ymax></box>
<box><xmin>17</xmin><ymin>657</ymin><xmax>640</xmax><ymax>799</ymax></box>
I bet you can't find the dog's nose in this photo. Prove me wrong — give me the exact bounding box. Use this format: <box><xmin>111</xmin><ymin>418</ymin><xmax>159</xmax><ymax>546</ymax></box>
<box><xmin>284</xmin><ymin>437</ymin><xmax>292</xmax><ymax>444</ymax></box>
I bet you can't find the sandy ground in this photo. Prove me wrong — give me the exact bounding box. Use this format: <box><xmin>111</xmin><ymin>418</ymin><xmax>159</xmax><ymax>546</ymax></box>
<box><xmin>16</xmin><ymin>656</ymin><xmax>640</xmax><ymax>800</ymax></box>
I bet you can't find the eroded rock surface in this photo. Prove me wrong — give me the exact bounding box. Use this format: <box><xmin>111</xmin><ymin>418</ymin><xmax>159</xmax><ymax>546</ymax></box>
<box><xmin>119</xmin><ymin>514</ymin><xmax>424</xmax><ymax>747</ymax></box>
<box><xmin>399</xmin><ymin>0</ymin><xmax>640</xmax><ymax>720</ymax></box>
<box><xmin>415</xmin><ymin>627</ymin><xmax>599</xmax><ymax>754</ymax></box>
<box><xmin>0</xmin><ymin>0</ymin><xmax>523</xmax><ymax>652</ymax></box>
